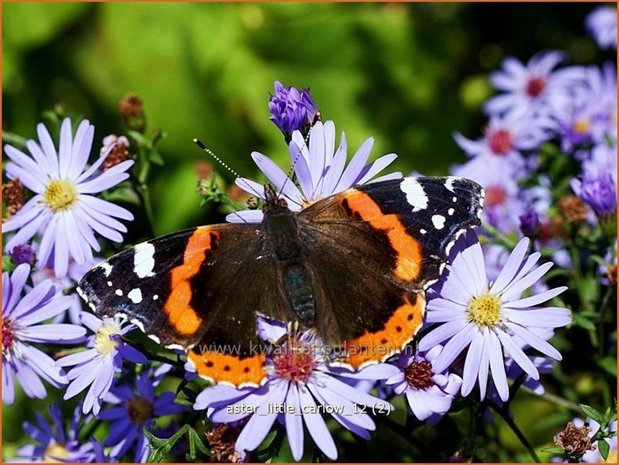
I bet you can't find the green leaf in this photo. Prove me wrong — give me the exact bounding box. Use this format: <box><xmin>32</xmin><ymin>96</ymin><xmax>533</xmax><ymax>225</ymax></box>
<box><xmin>186</xmin><ymin>427</ymin><xmax>210</xmax><ymax>461</ymax></box>
<box><xmin>572</xmin><ymin>313</ymin><xmax>596</xmax><ymax>331</ymax></box>
<box><xmin>598</xmin><ymin>438</ymin><xmax>610</xmax><ymax>461</ymax></box>
<box><xmin>2</xmin><ymin>256</ymin><xmax>16</xmax><ymax>274</ymax></box>
<box><xmin>598</xmin><ymin>357</ymin><xmax>617</xmax><ymax>376</ymax></box>
<box><xmin>580</xmin><ymin>404</ymin><xmax>604</xmax><ymax>423</ymax></box>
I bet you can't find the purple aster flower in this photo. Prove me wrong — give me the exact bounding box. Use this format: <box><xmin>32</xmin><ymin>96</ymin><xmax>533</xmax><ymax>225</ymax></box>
<box><xmin>2</xmin><ymin>118</ymin><xmax>134</xmax><ymax>278</ymax></box>
<box><xmin>519</xmin><ymin>209</ymin><xmax>541</xmax><ymax>238</ymax></box>
<box><xmin>583</xmin><ymin>141</ymin><xmax>617</xmax><ymax>181</ymax></box>
<box><xmin>385</xmin><ymin>345</ymin><xmax>462</xmax><ymax>424</ymax></box>
<box><xmin>586</xmin><ymin>6</ymin><xmax>617</xmax><ymax>50</ymax></box>
<box><xmin>14</xmin><ymin>403</ymin><xmax>95</xmax><ymax>462</ymax></box>
<box><xmin>9</xmin><ymin>243</ymin><xmax>36</xmax><ymax>266</ymax></box>
<box><xmin>228</xmin><ymin>120</ymin><xmax>401</xmax><ymax>223</ymax></box>
<box><xmin>484</xmin><ymin>51</ymin><xmax>584</xmax><ymax>119</ymax></box>
<box><xmin>268</xmin><ymin>81</ymin><xmax>319</xmax><ymax>140</ymax></box>
<box><xmin>194</xmin><ymin>317</ymin><xmax>398</xmax><ymax>461</ymax></box>
<box><xmin>99</xmin><ymin>364</ymin><xmax>188</xmax><ymax>462</ymax></box>
<box><xmin>454</xmin><ymin>113</ymin><xmax>551</xmax><ymax>179</ymax></box>
<box><xmin>56</xmin><ymin>313</ymin><xmax>148</xmax><ymax>415</ymax></box>
<box><xmin>419</xmin><ymin>233</ymin><xmax>571</xmax><ymax>402</ymax></box>
<box><xmin>2</xmin><ymin>264</ymin><xmax>86</xmax><ymax>404</ymax></box>
<box><xmin>571</xmin><ymin>171</ymin><xmax>617</xmax><ymax>218</ymax></box>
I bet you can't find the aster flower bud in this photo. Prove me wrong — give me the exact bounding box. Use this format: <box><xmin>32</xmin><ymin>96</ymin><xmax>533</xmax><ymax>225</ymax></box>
<box><xmin>119</xmin><ymin>93</ymin><xmax>145</xmax><ymax>132</ymax></box>
<box><xmin>206</xmin><ymin>424</ymin><xmax>246</xmax><ymax>463</ymax></box>
<box><xmin>519</xmin><ymin>209</ymin><xmax>541</xmax><ymax>238</ymax></box>
<box><xmin>268</xmin><ymin>81</ymin><xmax>319</xmax><ymax>142</ymax></box>
<box><xmin>10</xmin><ymin>244</ymin><xmax>36</xmax><ymax>266</ymax></box>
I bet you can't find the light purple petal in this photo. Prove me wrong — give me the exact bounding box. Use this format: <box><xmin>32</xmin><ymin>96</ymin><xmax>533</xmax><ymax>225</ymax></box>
<box><xmin>297</xmin><ymin>384</ymin><xmax>338</xmax><ymax>460</ymax></box>
<box><xmin>19</xmin><ymin>324</ymin><xmax>86</xmax><ymax>344</ymax></box>
<box><xmin>495</xmin><ymin>329</ymin><xmax>539</xmax><ymax>380</ymax></box>
<box><xmin>506</xmin><ymin>323</ymin><xmax>562</xmax><ymax>360</ymax></box>
<box><xmin>235</xmin><ymin>381</ymin><xmax>288</xmax><ymax>451</ymax></box>
<box><xmin>487</xmin><ymin>331</ymin><xmax>509</xmax><ymax>402</ymax></box>
<box><xmin>504</xmin><ymin>287</ymin><xmax>567</xmax><ymax>309</ymax></box>
<box><xmin>490</xmin><ymin>238</ymin><xmax>530</xmax><ymax>295</ymax></box>
<box><xmin>461</xmin><ymin>329</ymin><xmax>484</xmax><ymax>397</ymax></box>
<box><xmin>432</xmin><ymin>323</ymin><xmax>477</xmax><ymax>373</ymax></box>
<box><xmin>285</xmin><ymin>385</ymin><xmax>304</xmax><ymax>461</ymax></box>
<box><xmin>418</xmin><ymin>319</ymin><xmax>467</xmax><ymax>352</ymax></box>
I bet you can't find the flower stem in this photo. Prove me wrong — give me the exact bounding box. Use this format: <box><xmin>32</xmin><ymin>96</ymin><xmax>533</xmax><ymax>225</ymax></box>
<box><xmin>488</xmin><ymin>401</ymin><xmax>541</xmax><ymax>463</ymax></box>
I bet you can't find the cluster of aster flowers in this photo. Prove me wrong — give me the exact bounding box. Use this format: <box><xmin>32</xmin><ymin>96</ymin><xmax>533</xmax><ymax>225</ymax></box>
<box><xmin>2</xmin><ymin>7</ymin><xmax>616</xmax><ymax>463</ymax></box>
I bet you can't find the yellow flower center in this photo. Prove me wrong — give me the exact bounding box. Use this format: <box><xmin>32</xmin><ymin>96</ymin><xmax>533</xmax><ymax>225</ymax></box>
<box><xmin>572</xmin><ymin>118</ymin><xmax>590</xmax><ymax>134</ymax></box>
<box><xmin>43</xmin><ymin>179</ymin><xmax>78</xmax><ymax>212</ymax></box>
<box><xmin>44</xmin><ymin>443</ymin><xmax>69</xmax><ymax>462</ymax></box>
<box><xmin>467</xmin><ymin>292</ymin><xmax>502</xmax><ymax>327</ymax></box>
<box><xmin>94</xmin><ymin>322</ymin><xmax>121</xmax><ymax>356</ymax></box>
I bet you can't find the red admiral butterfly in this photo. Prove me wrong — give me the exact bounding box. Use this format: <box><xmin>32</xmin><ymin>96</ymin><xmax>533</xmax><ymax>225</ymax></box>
<box><xmin>78</xmin><ymin>176</ymin><xmax>483</xmax><ymax>387</ymax></box>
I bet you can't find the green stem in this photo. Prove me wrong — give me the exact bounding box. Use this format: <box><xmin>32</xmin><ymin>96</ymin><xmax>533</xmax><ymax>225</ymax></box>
<box><xmin>597</xmin><ymin>285</ymin><xmax>615</xmax><ymax>356</ymax></box>
<box><xmin>489</xmin><ymin>402</ymin><xmax>541</xmax><ymax>463</ymax></box>
<box><xmin>540</xmin><ymin>392</ymin><xmax>582</xmax><ymax>413</ymax></box>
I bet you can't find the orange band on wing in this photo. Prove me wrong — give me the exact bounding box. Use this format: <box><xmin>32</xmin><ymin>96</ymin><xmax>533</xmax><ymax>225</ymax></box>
<box><xmin>188</xmin><ymin>349</ymin><xmax>267</xmax><ymax>387</ymax></box>
<box><xmin>164</xmin><ymin>228</ymin><xmax>218</xmax><ymax>335</ymax></box>
<box><xmin>342</xmin><ymin>293</ymin><xmax>425</xmax><ymax>368</ymax></box>
<box><xmin>343</xmin><ymin>192</ymin><xmax>423</xmax><ymax>281</ymax></box>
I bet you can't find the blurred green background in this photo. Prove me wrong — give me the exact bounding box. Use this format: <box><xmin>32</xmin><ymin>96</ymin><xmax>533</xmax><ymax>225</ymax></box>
<box><xmin>3</xmin><ymin>2</ymin><xmax>608</xmax><ymax>237</ymax></box>
<box><xmin>2</xmin><ymin>3</ymin><xmax>614</xmax><ymax>461</ymax></box>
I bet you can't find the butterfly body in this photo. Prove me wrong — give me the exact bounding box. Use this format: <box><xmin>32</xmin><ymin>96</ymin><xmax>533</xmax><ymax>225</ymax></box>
<box><xmin>78</xmin><ymin>176</ymin><xmax>484</xmax><ymax>387</ymax></box>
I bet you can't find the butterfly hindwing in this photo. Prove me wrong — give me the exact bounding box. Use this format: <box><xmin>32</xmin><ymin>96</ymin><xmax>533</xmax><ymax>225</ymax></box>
<box><xmin>298</xmin><ymin>176</ymin><xmax>483</xmax><ymax>367</ymax></box>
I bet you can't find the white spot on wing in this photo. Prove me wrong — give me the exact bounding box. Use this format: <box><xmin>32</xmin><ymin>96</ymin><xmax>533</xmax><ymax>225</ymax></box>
<box><xmin>420</xmin><ymin>228</ymin><xmax>427</xmax><ymax>234</ymax></box>
<box><xmin>134</xmin><ymin>242</ymin><xmax>156</xmax><ymax>278</ymax></box>
<box><xmin>452</xmin><ymin>196</ymin><xmax>457</xmax><ymax>203</ymax></box>
<box><xmin>153</xmin><ymin>294</ymin><xmax>159</xmax><ymax>301</ymax></box>
<box><xmin>445</xmin><ymin>177</ymin><xmax>456</xmax><ymax>193</ymax></box>
<box><xmin>97</xmin><ymin>262</ymin><xmax>113</xmax><ymax>277</ymax></box>
<box><xmin>448</xmin><ymin>208</ymin><xmax>455</xmax><ymax>216</ymax></box>
<box><xmin>115</xmin><ymin>289</ymin><xmax>123</xmax><ymax>296</ymax></box>
<box><xmin>107</xmin><ymin>281</ymin><xmax>113</xmax><ymax>287</ymax></box>
<box><xmin>400</xmin><ymin>177</ymin><xmax>428</xmax><ymax>212</ymax></box>
<box><xmin>128</xmin><ymin>288</ymin><xmax>143</xmax><ymax>304</ymax></box>
<box><xmin>432</xmin><ymin>214</ymin><xmax>446</xmax><ymax>230</ymax></box>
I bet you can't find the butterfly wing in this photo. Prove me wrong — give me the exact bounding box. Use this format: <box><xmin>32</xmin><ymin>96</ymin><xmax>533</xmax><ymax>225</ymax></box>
<box><xmin>298</xmin><ymin>176</ymin><xmax>483</xmax><ymax>368</ymax></box>
<box><xmin>78</xmin><ymin>223</ymin><xmax>285</xmax><ymax>386</ymax></box>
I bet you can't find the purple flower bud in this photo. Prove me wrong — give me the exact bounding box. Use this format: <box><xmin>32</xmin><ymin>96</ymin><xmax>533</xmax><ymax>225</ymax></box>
<box><xmin>268</xmin><ymin>81</ymin><xmax>318</xmax><ymax>140</ymax></box>
<box><xmin>519</xmin><ymin>209</ymin><xmax>541</xmax><ymax>237</ymax></box>
<box><xmin>573</xmin><ymin>172</ymin><xmax>617</xmax><ymax>217</ymax></box>
<box><xmin>10</xmin><ymin>244</ymin><xmax>36</xmax><ymax>266</ymax></box>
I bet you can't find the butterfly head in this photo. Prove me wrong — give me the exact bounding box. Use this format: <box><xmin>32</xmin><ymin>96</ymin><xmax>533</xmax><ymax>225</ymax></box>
<box><xmin>262</xmin><ymin>184</ymin><xmax>291</xmax><ymax>216</ymax></box>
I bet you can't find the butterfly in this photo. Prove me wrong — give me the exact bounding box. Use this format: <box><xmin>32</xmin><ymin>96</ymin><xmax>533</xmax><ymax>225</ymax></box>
<box><xmin>78</xmin><ymin>176</ymin><xmax>483</xmax><ymax>387</ymax></box>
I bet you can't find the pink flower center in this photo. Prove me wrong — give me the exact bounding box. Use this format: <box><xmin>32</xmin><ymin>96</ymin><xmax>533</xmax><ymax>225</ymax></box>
<box><xmin>272</xmin><ymin>339</ymin><xmax>317</xmax><ymax>383</ymax></box>
<box><xmin>526</xmin><ymin>77</ymin><xmax>546</xmax><ymax>97</ymax></box>
<box><xmin>404</xmin><ymin>360</ymin><xmax>434</xmax><ymax>390</ymax></box>
<box><xmin>485</xmin><ymin>185</ymin><xmax>507</xmax><ymax>208</ymax></box>
<box><xmin>2</xmin><ymin>318</ymin><xmax>15</xmax><ymax>351</ymax></box>
<box><xmin>488</xmin><ymin>129</ymin><xmax>512</xmax><ymax>155</ymax></box>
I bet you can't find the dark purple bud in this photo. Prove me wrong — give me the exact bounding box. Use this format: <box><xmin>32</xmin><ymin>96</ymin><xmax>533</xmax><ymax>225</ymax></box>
<box><xmin>10</xmin><ymin>244</ymin><xmax>36</xmax><ymax>266</ymax></box>
<box><xmin>268</xmin><ymin>81</ymin><xmax>319</xmax><ymax>141</ymax></box>
<box><xmin>519</xmin><ymin>209</ymin><xmax>541</xmax><ymax>238</ymax></box>
<box><xmin>574</xmin><ymin>172</ymin><xmax>617</xmax><ymax>218</ymax></box>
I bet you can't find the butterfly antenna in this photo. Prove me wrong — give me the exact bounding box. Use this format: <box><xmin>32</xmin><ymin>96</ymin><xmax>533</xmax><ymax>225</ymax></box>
<box><xmin>276</xmin><ymin>127</ymin><xmax>314</xmax><ymax>205</ymax></box>
<box><xmin>193</xmin><ymin>138</ymin><xmax>262</xmax><ymax>223</ymax></box>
